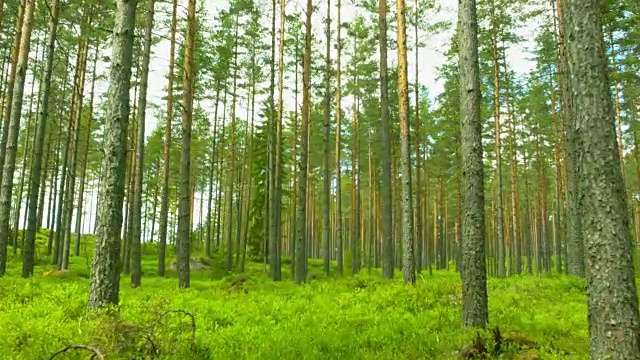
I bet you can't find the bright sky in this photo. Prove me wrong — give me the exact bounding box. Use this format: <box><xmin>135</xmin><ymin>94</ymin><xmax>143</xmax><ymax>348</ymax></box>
<box><xmin>91</xmin><ymin>0</ymin><xmax>537</xmax><ymax>138</ymax></box>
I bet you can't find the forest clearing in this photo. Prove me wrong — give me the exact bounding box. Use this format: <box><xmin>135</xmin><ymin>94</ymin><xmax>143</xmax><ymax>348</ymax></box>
<box><xmin>0</xmin><ymin>0</ymin><xmax>638</xmax><ymax>358</ymax></box>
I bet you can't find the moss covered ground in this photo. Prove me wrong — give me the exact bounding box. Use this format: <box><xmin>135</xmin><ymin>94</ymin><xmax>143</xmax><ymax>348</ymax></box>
<box><xmin>0</xmin><ymin>232</ymin><xmax>592</xmax><ymax>359</ymax></box>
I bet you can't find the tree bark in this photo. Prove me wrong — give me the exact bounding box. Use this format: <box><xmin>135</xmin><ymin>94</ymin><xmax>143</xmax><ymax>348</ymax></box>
<box><xmin>296</xmin><ymin>0</ymin><xmax>312</xmax><ymax>283</ymax></box>
<box><xmin>88</xmin><ymin>0</ymin><xmax>137</xmax><ymax>311</ymax></box>
<box><xmin>564</xmin><ymin>0</ymin><xmax>640</xmax><ymax>356</ymax></box>
<box><xmin>157</xmin><ymin>0</ymin><xmax>177</xmax><ymax>277</ymax></box>
<box><xmin>396</xmin><ymin>0</ymin><xmax>415</xmax><ymax>284</ymax></box>
<box><xmin>23</xmin><ymin>0</ymin><xmax>59</xmax><ymax>276</ymax></box>
<box><xmin>458</xmin><ymin>0</ymin><xmax>488</xmax><ymax>328</ymax></box>
<box><xmin>378</xmin><ymin>0</ymin><xmax>394</xmax><ymax>279</ymax></box>
<box><xmin>131</xmin><ymin>0</ymin><xmax>155</xmax><ymax>288</ymax></box>
<box><xmin>0</xmin><ymin>0</ymin><xmax>35</xmax><ymax>276</ymax></box>
<box><xmin>177</xmin><ymin>0</ymin><xmax>196</xmax><ymax>288</ymax></box>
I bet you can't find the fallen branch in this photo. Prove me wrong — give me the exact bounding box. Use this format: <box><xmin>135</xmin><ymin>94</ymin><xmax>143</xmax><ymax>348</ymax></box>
<box><xmin>152</xmin><ymin>309</ymin><xmax>196</xmax><ymax>344</ymax></box>
<box><xmin>49</xmin><ymin>344</ymin><xmax>104</xmax><ymax>360</ymax></box>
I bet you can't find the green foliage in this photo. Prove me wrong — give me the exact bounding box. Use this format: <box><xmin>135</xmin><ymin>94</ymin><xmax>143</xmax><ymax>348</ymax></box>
<box><xmin>1</xmin><ymin>241</ymin><xmax>594</xmax><ymax>359</ymax></box>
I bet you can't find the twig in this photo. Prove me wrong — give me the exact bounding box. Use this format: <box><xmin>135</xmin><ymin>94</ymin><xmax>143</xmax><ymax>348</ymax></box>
<box><xmin>152</xmin><ymin>309</ymin><xmax>197</xmax><ymax>344</ymax></box>
<box><xmin>48</xmin><ymin>344</ymin><xmax>104</xmax><ymax>360</ymax></box>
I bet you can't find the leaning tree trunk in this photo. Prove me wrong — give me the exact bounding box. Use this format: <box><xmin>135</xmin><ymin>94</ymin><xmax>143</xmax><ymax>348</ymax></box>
<box><xmin>563</xmin><ymin>0</ymin><xmax>640</xmax><ymax>356</ymax></box>
<box><xmin>88</xmin><ymin>0</ymin><xmax>137</xmax><ymax>311</ymax></box>
<box><xmin>458</xmin><ymin>0</ymin><xmax>488</xmax><ymax>328</ymax></box>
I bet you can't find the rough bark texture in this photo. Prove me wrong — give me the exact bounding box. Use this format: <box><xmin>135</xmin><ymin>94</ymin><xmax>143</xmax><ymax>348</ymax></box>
<box><xmin>557</xmin><ymin>0</ymin><xmax>584</xmax><ymax>277</ymax></box>
<box><xmin>0</xmin><ymin>0</ymin><xmax>35</xmax><ymax>276</ymax></box>
<box><xmin>395</xmin><ymin>0</ymin><xmax>415</xmax><ymax>284</ymax></box>
<box><xmin>458</xmin><ymin>0</ymin><xmax>488</xmax><ymax>328</ymax></box>
<box><xmin>564</xmin><ymin>0</ymin><xmax>640</xmax><ymax>356</ymax></box>
<box><xmin>88</xmin><ymin>0</ymin><xmax>137</xmax><ymax>311</ymax></box>
<box><xmin>157</xmin><ymin>0</ymin><xmax>177</xmax><ymax>277</ymax></box>
<box><xmin>177</xmin><ymin>0</ymin><xmax>195</xmax><ymax>289</ymax></box>
<box><xmin>22</xmin><ymin>0</ymin><xmax>60</xmax><ymax>277</ymax></box>
<box><xmin>131</xmin><ymin>0</ymin><xmax>155</xmax><ymax>288</ymax></box>
<box><xmin>378</xmin><ymin>0</ymin><xmax>394</xmax><ymax>279</ymax></box>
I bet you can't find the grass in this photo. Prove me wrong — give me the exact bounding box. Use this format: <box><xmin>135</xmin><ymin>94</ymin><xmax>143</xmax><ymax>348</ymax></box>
<box><xmin>0</xmin><ymin>232</ymin><xmax>592</xmax><ymax>359</ymax></box>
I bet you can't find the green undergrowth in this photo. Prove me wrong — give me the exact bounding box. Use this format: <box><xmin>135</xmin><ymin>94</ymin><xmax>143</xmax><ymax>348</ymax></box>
<box><xmin>0</xmin><ymin>234</ymin><xmax>591</xmax><ymax>359</ymax></box>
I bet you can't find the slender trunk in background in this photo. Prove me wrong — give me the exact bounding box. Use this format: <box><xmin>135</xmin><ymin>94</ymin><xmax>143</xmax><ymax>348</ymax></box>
<box><xmin>88</xmin><ymin>0</ymin><xmax>137</xmax><ymax>311</ymax></box>
<box><xmin>38</xmin><ymin>130</ymin><xmax>53</xmax><ymax>228</ymax></box>
<box><xmin>16</xmin><ymin>39</ymin><xmax>41</xmax><ymax>253</ymax></box>
<box><xmin>322</xmin><ymin>0</ymin><xmax>331</xmax><ymax>276</ymax></box>
<box><xmin>0</xmin><ymin>0</ymin><xmax>35</xmax><ymax>276</ymax></box>
<box><xmin>290</xmin><ymin>38</ymin><xmax>299</xmax><ymax>279</ymax></box>
<box><xmin>492</xmin><ymin>26</ymin><xmax>505</xmax><ymax>278</ymax></box>
<box><xmin>564</xmin><ymin>0</ymin><xmax>640</xmax><ymax>355</ymax></box>
<box><xmin>157</xmin><ymin>0</ymin><xmax>177</xmax><ymax>277</ymax></box>
<box><xmin>395</xmin><ymin>0</ymin><xmax>416</xmax><ymax>284</ymax></box>
<box><xmin>131</xmin><ymin>0</ymin><xmax>155</xmax><ymax>288</ymax></box>
<box><xmin>335</xmin><ymin>0</ymin><xmax>343</xmax><ymax>275</ymax></box>
<box><xmin>269</xmin><ymin>0</ymin><xmax>285</xmax><ymax>280</ymax></box>
<box><xmin>458</xmin><ymin>0</ymin><xmax>488</xmax><ymax>324</ymax></box>
<box><xmin>177</xmin><ymin>0</ymin><xmax>196</xmax><ymax>289</ymax></box>
<box><xmin>61</xmin><ymin>19</ymin><xmax>91</xmax><ymax>270</ymax></box>
<box><xmin>297</xmin><ymin>0</ymin><xmax>312</xmax><ymax>283</ymax></box>
<box><xmin>225</xmin><ymin>15</ymin><xmax>239</xmax><ymax>273</ymax></box>
<box><xmin>75</xmin><ymin>46</ymin><xmax>99</xmax><ymax>256</ymax></box>
<box><xmin>0</xmin><ymin>0</ymin><xmax>24</xmax><ymax>193</ymax></box>
<box><xmin>205</xmin><ymin>86</ymin><xmax>220</xmax><ymax>258</ymax></box>
<box><xmin>379</xmin><ymin>0</ymin><xmax>394</xmax><ymax>279</ymax></box>
<box><xmin>413</xmin><ymin>0</ymin><xmax>423</xmax><ymax>273</ymax></box>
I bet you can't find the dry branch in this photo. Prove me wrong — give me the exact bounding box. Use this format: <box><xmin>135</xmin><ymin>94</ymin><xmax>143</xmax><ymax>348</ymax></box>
<box><xmin>48</xmin><ymin>344</ymin><xmax>105</xmax><ymax>360</ymax></box>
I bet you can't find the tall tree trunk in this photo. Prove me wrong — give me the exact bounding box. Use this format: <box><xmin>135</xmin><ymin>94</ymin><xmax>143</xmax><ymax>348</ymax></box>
<box><xmin>564</xmin><ymin>0</ymin><xmax>640</xmax><ymax>355</ymax></box>
<box><xmin>334</xmin><ymin>0</ymin><xmax>344</xmax><ymax>275</ymax></box>
<box><xmin>413</xmin><ymin>0</ymin><xmax>423</xmax><ymax>273</ymax></box>
<box><xmin>88</xmin><ymin>0</ymin><xmax>137</xmax><ymax>310</ymax></box>
<box><xmin>0</xmin><ymin>0</ymin><xmax>35</xmax><ymax>276</ymax></box>
<box><xmin>22</xmin><ymin>0</ymin><xmax>60</xmax><ymax>277</ymax></box>
<box><xmin>297</xmin><ymin>0</ymin><xmax>312</xmax><ymax>283</ymax></box>
<box><xmin>177</xmin><ymin>0</ymin><xmax>196</xmax><ymax>289</ymax></box>
<box><xmin>269</xmin><ymin>0</ymin><xmax>285</xmax><ymax>280</ymax></box>
<box><xmin>61</xmin><ymin>19</ymin><xmax>91</xmax><ymax>270</ymax></box>
<box><xmin>378</xmin><ymin>0</ymin><xmax>394</xmax><ymax>279</ymax></box>
<box><xmin>157</xmin><ymin>0</ymin><xmax>178</xmax><ymax>277</ymax></box>
<box><xmin>557</xmin><ymin>0</ymin><xmax>584</xmax><ymax>277</ymax></box>
<box><xmin>131</xmin><ymin>0</ymin><xmax>155</xmax><ymax>288</ymax></box>
<box><xmin>396</xmin><ymin>0</ymin><xmax>416</xmax><ymax>284</ymax></box>
<box><xmin>322</xmin><ymin>0</ymin><xmax>332</xmax><ymax>276</ymax></box>
<box><xmin>459</xmin><ymin>0</ymin><xmax>488</xmax><ymax>327</ymax></box>
<box><xmin>226</xmin><ymin>15</ymin><xmax>239</xmax><ymax>273</ymax></box>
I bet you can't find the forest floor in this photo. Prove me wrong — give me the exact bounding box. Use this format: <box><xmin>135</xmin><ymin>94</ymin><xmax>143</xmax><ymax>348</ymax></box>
<box><xmin>1</xmin><ymin>232</ymin><xmax>591</xmax><ymax>359</ymax></box>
